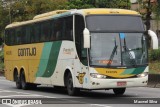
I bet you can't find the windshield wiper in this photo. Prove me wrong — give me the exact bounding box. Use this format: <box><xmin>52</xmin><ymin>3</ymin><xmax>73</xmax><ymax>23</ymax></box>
<box><xmin>107</xmin><ymin>38</ymin><xmax>118</xmax><ymax>67</ymax></box>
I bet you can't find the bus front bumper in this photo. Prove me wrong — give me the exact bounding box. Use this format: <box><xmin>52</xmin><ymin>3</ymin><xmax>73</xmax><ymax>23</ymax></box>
<box><xmin>88</xmin><ymin>76</ymin><xmax>148</xmax><ymax>89</ymax></box>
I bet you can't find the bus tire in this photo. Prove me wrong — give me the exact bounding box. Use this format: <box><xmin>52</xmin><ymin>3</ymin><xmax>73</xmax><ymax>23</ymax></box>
<box><xmin>66</xmin><ymin>73</ymin><xmax>80</xmax><ymax>96</ymax></box>
<box><xmin>14</xmin><ymin>71</ymin><xmax>22</xmax><ymax>89</ymax></box>
<box><xmin>113</xmin><ymin>88</ymin><xmax>126</xmax><ymax>95</ymax></box>
<box><xmin>20</xmin><ymin>71</ymin><xmax>29</xmax><ymax>90</ymax></box>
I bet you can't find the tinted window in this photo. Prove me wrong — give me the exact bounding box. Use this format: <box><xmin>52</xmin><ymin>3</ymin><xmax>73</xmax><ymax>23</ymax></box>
<box><xmin>5</xmin><ymin>15</ymin><xmax>73</xmax><ymax>46</ymax></box>
<box><xmin>41</xmin><ymin>21</ymin><xmax>51</xmax><ymax>42</ymax></box>
<box><xmin>33</xmin><ymin>23</ymin><xmax>41</xmax><ymax>42</ymax></box>
<box><xmin>10</xmin><ymin>29</ymin><xmax>16</xmax><ymax>45</ymax></box>
<box><xmin>86</xmin><ymin>15</ymin><xmax>145</xmax><ymax>32</ymax></box>
<box><xmin>65</xmin><ymin>16</ymin><xmax>73</xmax><ymax>40</ymax></box>
<box><xmin>25</xmin><ymin>25</ymin><xmax>31</xmax><ymax>44</ymax></box>
<box><xmin>54</xmin><ymin>16</ymin><xmax>73</xmax><ymax>40</ymax></box>
<box><xmin>50</xmin><ymin>20</ymin><xmax>56</xmax><ymax>40</ymax></box>
<box><xmin>54</xmin><ymin>18</ymin><xmax>63</xmax><ymax>40</ymax></box>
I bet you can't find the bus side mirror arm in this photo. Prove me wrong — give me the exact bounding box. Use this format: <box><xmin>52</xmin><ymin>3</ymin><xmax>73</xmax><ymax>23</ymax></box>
<box><xmin>148</xmin><ymin>30</ymin><xmax>158</xmax><ymax>50</ymax></box>
<box><xmin>83</xmin><ymin>28</ymin><xmax>91</xmax><ymax>48</ymax></box>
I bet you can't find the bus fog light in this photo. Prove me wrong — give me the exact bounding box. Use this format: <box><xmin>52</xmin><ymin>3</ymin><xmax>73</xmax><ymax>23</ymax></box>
<box><xmin>137</xmin><ymin>72</ymin><xmax>148</xmax><ymax>78</ymax></box>
<box><xmin>90</xmin><ymin>73</ymin><xmax>107</xmax><ymax>79</ymax></box>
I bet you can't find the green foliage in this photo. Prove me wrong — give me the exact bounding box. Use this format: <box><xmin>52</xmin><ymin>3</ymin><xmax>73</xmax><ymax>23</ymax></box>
<box><xmin>0</xmin><ymin>0</ymin><xmax>67</xmax><ymax>37</ymax></box>
<box><xmin>10</xmin><ymin>0</ymin><xmax>67</xmax><ymax>21</ymax></box>
<box><xmin>152</xmin><ymin>0</ymin><xmax>160</xmax><ymax>19</ymax></box>
<box><xmin>0</xmin><ymin>50</ymin><xmax>4</xmax><ymax>70</ymax></box>
<box><xmin>152</xmin><ymin>1</ymin><xmax>160</xmax><ymax>33</ymax></box>
<box><xmin>66</xmin><ymin>0</ymin><xmax>94</xmax><ymax>9</ymax></box>
<box><xmin>0</xmin><ymin>1</ymin><xmax>10</xmax><ymax>38</ymax></box>
<box><xmin>149</xmin><ymin>49</ymin><xmax>160</xmax><ymax>61</ymax></box>
<box><xmin>149</xmin><ymin>61</ymin><xmax>160</xmax><ymax>74</ymax></box>
<box><xmin>66</xmin><ymin>0</ymin><xmax>131</xmax><ymax>9</ymax></box>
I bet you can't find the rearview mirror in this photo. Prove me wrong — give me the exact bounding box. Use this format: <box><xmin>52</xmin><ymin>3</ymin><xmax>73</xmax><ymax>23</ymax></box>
<box><xmin>148</xmin><ymin>30</ymin><xmax>158</xmax><ymax>49</ymax></box>
<box><xmin>83</xmin><ymin>28</ymin><xmax>90</xmax><ymax>48</ymax></box>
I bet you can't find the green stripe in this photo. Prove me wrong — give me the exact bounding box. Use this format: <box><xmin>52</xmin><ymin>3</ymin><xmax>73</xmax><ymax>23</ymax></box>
<box><xmin>132</xmin><ymin>67</ymin><xmax>146</xmax><ymax>74</ymax></box>
<box><xmin>121</xmin><ymin>67</ymin><xmax>146</xmax><ymax>75</ymax></box>
<box><xmin>36</xmin><ymin>41</ymin><xmax>62</xmax><ymax>77</ymax></box>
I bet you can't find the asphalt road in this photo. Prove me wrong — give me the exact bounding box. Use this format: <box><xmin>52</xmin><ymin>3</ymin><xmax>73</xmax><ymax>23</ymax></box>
<box><xmin>0</xmin><ymin>76</ymin><xmax>160</xmax><ymax>107</ymax></box>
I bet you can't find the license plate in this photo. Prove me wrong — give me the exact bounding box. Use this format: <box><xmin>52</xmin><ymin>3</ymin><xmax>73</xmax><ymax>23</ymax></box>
<box><xmin>117</xmin><ymin>81</ymin><xmax>127</xmax><ymax>86</ymax></box>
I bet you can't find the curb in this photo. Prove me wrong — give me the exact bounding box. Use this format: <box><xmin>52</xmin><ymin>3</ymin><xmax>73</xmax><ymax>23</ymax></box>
<box><xmin>148</xmin><ymin>74</ymin><xmax>160</xmax><ymax>88</ymax></box>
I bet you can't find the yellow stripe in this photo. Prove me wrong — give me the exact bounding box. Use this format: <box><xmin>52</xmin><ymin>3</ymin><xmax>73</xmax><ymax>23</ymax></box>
<box><xmin>95</xmin><ymin>68</ymin><xmax>134</xmax><ymax>78</ymax></box>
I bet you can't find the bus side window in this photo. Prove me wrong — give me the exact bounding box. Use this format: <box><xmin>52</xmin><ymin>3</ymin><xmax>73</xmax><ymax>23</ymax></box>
<box><xmin>16</xmin><ymin>27</ymin><xmax>22</xmax><ymax>45</ymax></box>
<box><xmin>30</xmin><ymin>25</ymin><xmax>35</xmax><ymax>43</ymax></box>
<box><xmin>26</xmin><ymin>25</ymin><xmax>31</xmax><ymax>44</ymax></box>
<box><xmin>54</xmin><ymin>19</ymin><xmax>63</xmax><ymax>40</ymax></box>
<box><xmin>64</xmin><ymin>16</ymin><xmax>73</xmax><ymax>41</ymax></box>
<box><xmin>50</xmin><ymin>20</ymin><xmax>56</xmax><ymax>41</ymax></box>
<box><xmin>33</xmin><ymin>23</ymin><xmax>41</xmax><ymax>42</ymax></box>
<box><xmin>41</xmin><ymin>21</ymin><xmax>51</xmax><ymax>42</ymax></box>
<box><xmin>8</xmin><ymin>29</ymin><xmax>15</xmax><ymax>45</ymax></box>
<box><xmin>21</xmin><ymin>26</ymin><xmax>27</xmax><ymax>44</ymax></box>
<box><xmin>5</xmin><ymin>30</ymin><xmax>9</xmax><ymax>45</ymax></box>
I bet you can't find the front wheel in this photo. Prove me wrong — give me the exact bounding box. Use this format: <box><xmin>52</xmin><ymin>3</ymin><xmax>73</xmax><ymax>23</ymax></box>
<box><xmin>66</xmin><ymin>73</ymin><xmax>80</xmax><ymax>96</ymax></box>
<box><xmin>113</xmin><ymin>88</ymin><xmax>126</xmax><ymax>95</ymax></box>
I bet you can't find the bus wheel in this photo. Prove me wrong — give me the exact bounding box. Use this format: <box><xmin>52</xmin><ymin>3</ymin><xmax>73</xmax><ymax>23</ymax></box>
<box><xmin>66</xmin><ymin>73</ymin><xmax>80</xmax><ymax>96</ymax></box>
<box><xmin>113</xmin><ymin>88</ymin><xmax>126</xmax><ymax>95</ymax></box>
<box><xmin>20</xmin><ymin>71</ymin><xmax>29</xmax><ymax>90</ymax></box>
<box><xmin>14</xmin><ymin>71</ymin><xmax>22</xmax><ymax>89</ymax></box>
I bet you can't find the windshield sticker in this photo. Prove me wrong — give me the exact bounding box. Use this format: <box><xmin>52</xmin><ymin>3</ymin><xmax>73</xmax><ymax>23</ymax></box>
<box><xmin>120</xmin><ymin>33</ymin><xmax>125</xmax><ymax>39</ymax></box>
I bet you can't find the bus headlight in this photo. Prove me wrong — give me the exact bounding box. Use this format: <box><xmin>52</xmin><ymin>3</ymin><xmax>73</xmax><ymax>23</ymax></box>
<box><xmin>90</xmin><ymin>73</ymin><xmax>107</xmax><ymax>79</ymax></box>
<box><xmin>137</xmin><ymin>72</ymin><xmax>148</xmax><ymax>78</ymax></box>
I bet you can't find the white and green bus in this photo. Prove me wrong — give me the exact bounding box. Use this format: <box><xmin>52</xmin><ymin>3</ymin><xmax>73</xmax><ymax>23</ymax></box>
<box><xmin>4</xmin><ymin>9</ymin><xmax>158</xmax><ymax>96</ymax></box>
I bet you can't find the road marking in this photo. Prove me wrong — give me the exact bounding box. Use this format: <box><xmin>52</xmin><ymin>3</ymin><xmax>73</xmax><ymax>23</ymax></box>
<box><xmin>0</xmin><ymin>89</ymin><xmax>38</xmax><ymax>95</ymax></box>
<box><xmin>2</xmin><ymin>103</ymin><xmax>31</xmax><ymax>107</ymax></box>
<box><xmin>91</xmin><ymin>104</ymin><xmax>112</xmax><ymax>107</ymax></box>
<box><xmin>0</xmin><ymin>80</ymin><xmax>12</xmax><ymax>82</ymax></box>
<box><xmin>0</xmin><ymin>94</ymin><xmax>43</xmax><ymax>98</ymax></box>
<box><xmin>0</xmin><ymin>91</ymin><xmax>13</xmax><ymax>93</ymax></box>
<box><xmin>0</xmin><ymin>77</ymin><xmax>5</xmax><ymax>80</ymax></box>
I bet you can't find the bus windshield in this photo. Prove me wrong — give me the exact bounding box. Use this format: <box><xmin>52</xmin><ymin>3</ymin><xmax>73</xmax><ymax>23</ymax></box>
<box><xmin>87</xmin><ymin>15</ymin><xmax>147</xmax><ymax>67</ymax></box>
<box><xmin>89</xmin><ymin>33</ymin><xmax>148</xmax><ymax>67</ymax></box>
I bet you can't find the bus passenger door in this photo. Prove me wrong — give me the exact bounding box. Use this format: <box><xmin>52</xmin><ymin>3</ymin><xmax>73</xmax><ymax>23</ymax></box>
<box><xmin>74</xmin><ymin>15</ymin><xmax>89</xmax><ymax>88</ymax></box>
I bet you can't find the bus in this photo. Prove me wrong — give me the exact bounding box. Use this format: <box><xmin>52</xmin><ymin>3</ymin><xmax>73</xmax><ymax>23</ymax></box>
<box><xmin>3</xmin><ymin>8</ymin><xmax>158</xmax><ymax>96</ymax></box>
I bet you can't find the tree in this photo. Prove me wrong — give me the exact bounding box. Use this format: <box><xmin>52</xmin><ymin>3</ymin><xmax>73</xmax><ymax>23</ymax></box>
<box><xmin>66</xmin><ymin>0</ymin><xmax>131</xmax><ymax>9</ymax></box>
<box><xmin>66</xmin><ymin>0</ymin><xmax>94</xmax><ymax>9</ymax></box>
<box><xmin>0</xmin><ymin>0</ymin><xmax>10</xmax><ymax>38</ymax></box>
<box><xmin>0</xmin><ymin>0</ymin><xmax>68</xmax><ymax>38</ymax></box>
<box><xmin>153</xmin><ymin>1</ymin><xmax>160</xmax><ymax>36</ymax></box>
<box><xmin>145</xmin><ymin>0</ymin><xmax>152</xmax><ymax>30</ymax></box>
<box><xmin>9</xmin><ymin>0</ymin><xmax>67</xmax><ymax>21</ymax></box>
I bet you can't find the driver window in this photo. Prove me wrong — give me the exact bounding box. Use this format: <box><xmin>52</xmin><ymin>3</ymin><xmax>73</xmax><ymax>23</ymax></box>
<box><xmin>75</xmin><ymin>15</ymin><xmax>87</xmax><ymax>65</ymax></box>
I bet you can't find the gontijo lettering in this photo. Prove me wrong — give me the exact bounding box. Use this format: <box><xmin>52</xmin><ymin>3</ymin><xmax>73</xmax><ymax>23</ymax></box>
<box><xmin>18</xmin><ymin>47</ymin><xmax>36</xmax><ymax>56</ymax></box>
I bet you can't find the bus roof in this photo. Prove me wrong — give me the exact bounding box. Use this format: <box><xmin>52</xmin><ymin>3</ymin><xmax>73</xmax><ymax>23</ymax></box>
<box><xmin>5</xmin><ymin>8</ymin><xmax>140</xmax><ymax>29</ymax></box>
<box><xmin>81</xmin><ymin>8</ymin><xmax>140</xmax><ymax>15</ymax></box>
